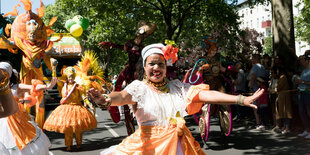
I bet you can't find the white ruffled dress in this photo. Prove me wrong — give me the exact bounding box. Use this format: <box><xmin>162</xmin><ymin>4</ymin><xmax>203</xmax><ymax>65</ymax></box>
<box><xmin>0</xmin><ymin>119</ymin><xmax>51</xmax><ymax>155</ymax></box>
<box><xmin>102</xmin><ymin>79</ymin><xmax>192</xmax><ymax>155</ymax></box>
<box><xmin>0</xmin><ymin>86</ymin><xmax>51</xmax><ymax>155</ymax></box>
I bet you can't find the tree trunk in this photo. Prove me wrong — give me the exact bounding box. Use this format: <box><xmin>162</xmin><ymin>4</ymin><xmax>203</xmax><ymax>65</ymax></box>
<box><xmin>272</xmin><ymin>0</ymin><xmax>297</xmax><ymax>70</ymax></box>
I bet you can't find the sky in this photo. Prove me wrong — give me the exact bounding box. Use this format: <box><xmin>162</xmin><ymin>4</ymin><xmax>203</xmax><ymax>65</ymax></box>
<box><xmin>1</xmin><ymin>0</ymin><xmax>55</xmax><ymax>15</ymax></box>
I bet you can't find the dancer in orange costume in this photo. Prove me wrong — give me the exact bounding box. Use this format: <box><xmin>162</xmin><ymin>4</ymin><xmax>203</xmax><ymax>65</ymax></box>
<box><xmin>44</xmin><ymin>67</ymin><xmax>97</xmax><ymax>151</ymax></box>
<box><xmin>88</xmin><ymin>43</ymin><xmax>264</xmax><ymax>155</ymax></box>
<box><xmin>74</xmin><ymin>50</ymin><xmax>106</xmax><ymax>115</ymax></box>
<box><xmin>0</xmin><ymin>0</ymin><xmax>62</xmax><ymax>128</ymax></box>
<box><xmin>0</xmin><ymin>62</ymin><xmax>57</xmax><ymax>154</ymax></box>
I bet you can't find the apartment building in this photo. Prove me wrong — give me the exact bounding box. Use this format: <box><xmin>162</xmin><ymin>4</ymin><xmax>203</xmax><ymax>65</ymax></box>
<box><xmin>235</xmin><ymin>0</ymin><xmax>309</xmax><ymax>56</ymax></box>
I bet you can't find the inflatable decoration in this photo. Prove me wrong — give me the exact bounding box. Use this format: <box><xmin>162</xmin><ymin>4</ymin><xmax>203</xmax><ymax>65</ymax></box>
<box><xmin>65</xmin><ymin>19</ymin><xmax>76</xmax><ymax>31</ymax></box>
<box><xmin>65</xmin><ymin>15</ymin><xmax>89</xmax><ymax>37</ymax></box>
<box><xmin>70</xmin><ymin>24</ymin><xmax>83</xmax><ymax>37</ymax></box>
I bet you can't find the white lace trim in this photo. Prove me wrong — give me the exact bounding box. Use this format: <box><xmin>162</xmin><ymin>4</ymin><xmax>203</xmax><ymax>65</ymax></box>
<box><xmin>124</xmin><ymin>79</ymin><xmax>191</xmax><ymax>126</ymax></box>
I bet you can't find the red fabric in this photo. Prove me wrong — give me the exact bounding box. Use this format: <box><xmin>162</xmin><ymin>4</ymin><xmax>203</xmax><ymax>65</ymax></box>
<box><xmin>257</xmin><ymin>85</ymin><xmax>268</xmax><ymax>107</ymax></box>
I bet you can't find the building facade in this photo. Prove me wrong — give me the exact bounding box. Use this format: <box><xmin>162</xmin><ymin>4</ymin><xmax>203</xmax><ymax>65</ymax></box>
<box><xmin>235</xmin><ymin>0</ymin><xmax>309</xmax><ymax>56</ymax></box>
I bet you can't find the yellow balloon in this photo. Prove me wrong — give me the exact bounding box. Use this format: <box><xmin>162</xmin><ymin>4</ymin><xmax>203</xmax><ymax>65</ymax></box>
<box><xmin>70</xmin><ymin>24</ymin><xmax>83</xmax><ymax>37</ymax></box>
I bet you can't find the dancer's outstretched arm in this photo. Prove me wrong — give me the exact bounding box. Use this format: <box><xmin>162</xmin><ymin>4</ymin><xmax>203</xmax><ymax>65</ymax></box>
<box><xmin>197</xmin><ymin>88</ymin><xmax>264</xmax><ymax>109</ymax></box>
<box><xmin>87</xmin><ymin>88</ymin><xmax>135</xmax><ymax>108</ymax></box>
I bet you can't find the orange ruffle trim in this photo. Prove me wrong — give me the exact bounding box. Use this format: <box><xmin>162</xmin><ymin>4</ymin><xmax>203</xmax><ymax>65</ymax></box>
<box><xmin>111</xmin><ymin>118</ymin><xmax>205</xmax><ymax>155</ymax></box>
<box><xmin>186</xmin><ymin>84</ymin><xmax>210</xmax><ymax>115</ymax></box>
<box><xmin>43</xmin><ymin>104</ymin><xmax>97</xmax><ymax>133</ymax></box>
<box><xmin>8</xmin><ymin>103</ymin><xmax>36</xmax><ymax>150</ymax></box>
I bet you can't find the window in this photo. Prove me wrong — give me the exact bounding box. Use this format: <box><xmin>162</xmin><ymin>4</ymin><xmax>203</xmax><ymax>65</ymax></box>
<box><xmin>257</xmin><ymin>18</ymin><xmax>259</xmax><ymax>28</ymax></box>
<box><xmin>257</xmin><ymin>7</ymin><xmax>259</xmax><ymax>13</ymax></box>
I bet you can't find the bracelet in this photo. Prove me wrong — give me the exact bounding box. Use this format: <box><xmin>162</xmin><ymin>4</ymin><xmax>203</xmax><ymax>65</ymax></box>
<box><xmin>0</xmin><ymin>87</ymin><xmax>11</xmax><ymax>95</ymax></box>
<box><xmin>236</xmin><ymin>95</ymin><xmax>245</xmax><ymax>106</ymax></box>
<box><xmin>0</xmin><ymin>78</ymin><xmax>10</xmax><ymax>95</ymax></box>
<box><xmin>0</xmin><ymin>70</ymin><xmax>9</xmax><ymax>88</ymax></box>
<box><xmin>102</xmin><ymin>94</ymin><xmax>112</xmax><ymax>108</ymax></box>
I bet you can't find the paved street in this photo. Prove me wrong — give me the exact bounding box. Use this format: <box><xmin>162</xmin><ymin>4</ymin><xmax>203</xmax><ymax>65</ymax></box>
<box><xmin>45</xmin><ymin>107</ymin><xmax>310</xmax><ymax>155</ymax></box>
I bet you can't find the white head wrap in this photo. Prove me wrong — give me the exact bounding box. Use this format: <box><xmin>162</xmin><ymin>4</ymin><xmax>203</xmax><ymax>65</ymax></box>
<box><xmin>0</xmin><ymin>62</ymin><xmax>13</xmax><ymax>78</ymax></box>
<box><xmin>12</xmin><ymin>69</ymin><xmax>18</xmax><ymax>78</ymax></box>
<box><xmin>142</xmin><ymin>43</ymin><xmax>165</xmax><ymax>66</ymax></box>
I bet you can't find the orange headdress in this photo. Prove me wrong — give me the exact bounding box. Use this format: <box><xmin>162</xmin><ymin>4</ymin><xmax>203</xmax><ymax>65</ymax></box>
<box><xmin>201</xmin><ymin>35</ymin><xmax>217</xmax><ymax>54</ymax></box>
<box><xmin>4</xmin><ymin>0</ymin><xmax>57</xmax><ymax>42</ymax></box>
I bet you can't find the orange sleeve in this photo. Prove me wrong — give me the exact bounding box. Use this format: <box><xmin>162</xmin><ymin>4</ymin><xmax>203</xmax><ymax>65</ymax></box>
<box><xmin>186</xmin><ymin>84</ymin><xmax>209</xmax><ymax>115</ymax></box>
<box><xmin>30</xmin><ymin>79</ymin><xmax>43</xmax><ymax>94</ymax></box>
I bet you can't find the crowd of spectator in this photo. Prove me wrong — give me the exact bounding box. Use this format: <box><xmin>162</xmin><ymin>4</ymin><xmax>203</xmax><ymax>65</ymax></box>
<box><xmin>228</xmin><ymin>51</ymin><xmax>310</xmax><ymax>138</ymax></box>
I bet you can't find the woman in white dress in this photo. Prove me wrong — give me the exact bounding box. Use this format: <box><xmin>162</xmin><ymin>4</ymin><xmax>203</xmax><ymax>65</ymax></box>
<box><xmin>88</xmin><ymin>43</ymin><xmax>264</xmax><ymax>155</ymax></box>
<box><xmin>0</xmin><ymin>62</ymin><xmax>56</xmax><ymax>155</ymax></box>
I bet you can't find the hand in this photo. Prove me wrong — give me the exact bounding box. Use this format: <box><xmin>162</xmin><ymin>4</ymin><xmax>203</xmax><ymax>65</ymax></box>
<box><xmin>35</xmin><ymin>77</ymin><xmax>57</xmax><ymax>91</ymax></box>
<box><xmin>46</xmin><ymin>77</ymin><xmax>57</xmax><ymax>89</ymax></box>
<box><xmin>87</xmin><ymin>88</ymin><xmax>110</xmax><ymax>106</ymax></box>
<box><xmin>243</xmin><ymin>88</ymin><xmax>264</xmax><ymax>109</ymax></box>
<box><xmin>51</xmin><ymin>58</ymin><xmax>58</xmax><ymax>67</ymax></box>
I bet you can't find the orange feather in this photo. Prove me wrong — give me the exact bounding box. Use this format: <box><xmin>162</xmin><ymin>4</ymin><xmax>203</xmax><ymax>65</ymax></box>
<box><xmin>46</xmin><ymin>28</ymin><xmax>54</xmax><ymax>37</ymax></box>
<box><xmin>36</xmin><ymin>0</ymin><xmax>45</xmax><ymax>18</ymax></box>
<box><xmin>5</xmin><ymin>24</ymin><xmax>12</xmax><ymax>37</ymax></box>
<box><xmin>3</xmin><ymin>4</ymin><xmax>20</xmax><ymax>17</ymax></box>
<box><xmin>82</xmin><ymin>58</ymin><xmax>91</xmax><ymax>73</ymax></box>
<box><xmin>20</xmin><ymin>0</ymin><xmax>32</xmax><ymax>12</ymax></box>
<box><xmin>47</xmin><ymin>17</ymin><xmax>57</xmax><ymax>27</ymax></box>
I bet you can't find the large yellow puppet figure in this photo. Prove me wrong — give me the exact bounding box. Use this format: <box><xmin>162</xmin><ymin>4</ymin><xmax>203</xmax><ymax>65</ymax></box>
<box><xmin>0</xmin><ymin>0</ymin><xmax>61</xmax><ymax>128</ymax></box>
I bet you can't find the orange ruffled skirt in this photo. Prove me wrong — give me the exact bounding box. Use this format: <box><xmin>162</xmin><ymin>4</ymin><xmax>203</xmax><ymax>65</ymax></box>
<box><xmin>103</xmin><ymin>122</ymin><xmax>205</xmax><ymax>155</ymax></box>
<box><xmin>43</xmin><ymin>104</ymin><xmax>97</xmax><ymax>133</ymax></box>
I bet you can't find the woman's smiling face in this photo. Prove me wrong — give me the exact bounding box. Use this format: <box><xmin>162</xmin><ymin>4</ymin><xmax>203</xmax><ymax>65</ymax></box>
<box><xmin>144</xmin><ymin>54</ymin><xmax>166</xmax><ymax>83</ymax></box>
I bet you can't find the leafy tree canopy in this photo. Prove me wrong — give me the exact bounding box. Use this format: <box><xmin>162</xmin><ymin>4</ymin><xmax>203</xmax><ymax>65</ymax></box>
<box><xmin>43</xmin><ymin>0</ymin><xmax>261</xmax><ymax>75</ymax></box>
<box><xmin>295</xmin><ymin>0</ymin><xmax>310</xmax><ymax>45</ymax></box>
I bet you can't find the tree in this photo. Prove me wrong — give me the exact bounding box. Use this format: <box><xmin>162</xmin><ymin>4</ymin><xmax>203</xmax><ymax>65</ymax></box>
<box><xmin>239</xmin><ymin>0</ymin><xmax>297</xmax><ymax>70</ymax></box>
<box><xmin>239</xmin><ymin>28</ymin><xmax>263</xmax><ymax>55</ymax></box>
<box><xmin>295</xmin><ymin>0</ymin><xmax>310</xmax><ymax>45</ymax></box>
<box><xmin>271</xmin><ymin>0</ymin><xmax>297</xmax><ymax>70</ymax></box>
<box><xmin>263</xmin><ymin>34</ymin><xmax>273</xmax><ymax>56</ymax></box>
<box><xmin>43</xmin><ymin>0</ymin><xmax>243</xmax><ymax>75</ymax></box>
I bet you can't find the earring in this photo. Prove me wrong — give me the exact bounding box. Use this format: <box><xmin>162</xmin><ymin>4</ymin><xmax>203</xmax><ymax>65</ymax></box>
<box><xmin>143</xmin><ymin>73</ymin><xmax>148</xmax><ymax>80</ymax></box>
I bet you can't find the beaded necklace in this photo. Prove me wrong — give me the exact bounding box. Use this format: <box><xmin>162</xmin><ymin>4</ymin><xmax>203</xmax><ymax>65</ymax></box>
<box><xmin>143</xmin><ymin>78</ymin><xmax>169</xmax><ymax>93</ymax></box>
